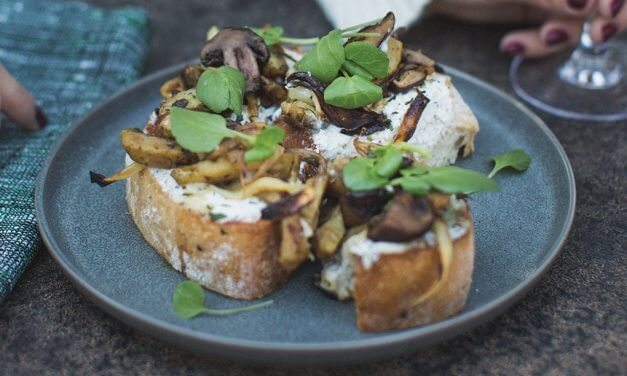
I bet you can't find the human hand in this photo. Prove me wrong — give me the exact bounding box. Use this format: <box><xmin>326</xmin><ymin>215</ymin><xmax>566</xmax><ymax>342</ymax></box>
<box><xmin>428</xmin><ymin>0</ymin><xmax>626</xmax><ymax>58</ymax></box>
<box><xmin>0</xmin><ymin>63</ymin><xmax>47</xmax><ymax>131</ymax></box>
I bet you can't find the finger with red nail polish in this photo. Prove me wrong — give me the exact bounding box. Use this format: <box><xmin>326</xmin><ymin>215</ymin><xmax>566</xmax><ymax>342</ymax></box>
<box><xmin>0</xmin><ymin>64</ymin><xmax>42</xmax><ymax>131</ymax></box>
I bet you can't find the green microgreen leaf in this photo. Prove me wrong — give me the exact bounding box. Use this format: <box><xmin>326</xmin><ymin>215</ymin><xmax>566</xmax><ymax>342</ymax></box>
<box><xmin>252</xmin><ymin>26</ymin><xmax>284</xmax><ymax>46</ymax></box>
<box><xmin>424</xmin><ymin>166</ymin><xmax>499</xmax><ymax>194</ymax></box>
<box><xmin>170</xmin><ymin>108</ymin><xmax>252</xmax><ymax>153</ymax></box>
<box><xmin>341</xmin><ymin>60</ymin><xmax>374</xmax><ymax>80</ymax></box>
<box><xmin>392</xmin><ymin>142</ymin><xmax>430</xmax><ymax>158</ymax></box>
<box><xmin>344</xmin><ymin>41</ymin><xmax>389</xmax><ymax>79</ymax></box>
<box><xmin>488</xmin><ymin>148</ymin><xmax>531</xmax><ymax>178</ymax></box>
<box><xmin>343</xmin><ymin>143</ymin><xmax>502</xmax><ymax>196</ymax></box>
<box><xmin>373</xmin><ymin>145</ymin><xmax>403</xmax><ymax>178</ymax></box>
<box><xmin>295</xmin><ymin>29</ymin><xmax>345</xmax><ymax>84</ymax></box>
<box><xmin>400</xmin><ymin>166</ymin><xmax>429</xmax><ymax>176</ymax></box>
<box><xmin>395</xmin><ymin>176</ymin><xmax>431</xmax><ymax>195</ymax></box>
<box><xmin>170</xmin><ymin>108</ymin><xmax>283</xmax><ymax>162</ymax></box>
<box><xmin>244</xmin><ymin>125</ymin><xmax>285</xmax><ymax>162</ymax></box>
<box><xmin>196</xmin><ymin>66</ymin><xmax>246</xmax><ymax>115</ymax></box>
<box><xmin>343</xmin><ymin>157</ymin><xmax>388</xmax><ymax>191</ymax></box>
<box><xmin>323</xmin><ymin>75</ymin><xmax>383</xmax><ymax>109</ymax></box>
<box><xmin>173</xmin><ymin>280</ymin><xmax>273</xmax><ymax>320</ymax></box>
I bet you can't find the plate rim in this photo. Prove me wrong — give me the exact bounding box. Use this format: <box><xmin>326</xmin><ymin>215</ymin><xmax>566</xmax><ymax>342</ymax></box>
<box><xmin>35</xmin><ymin>61</ymin><xmax>576</xmax><ymax>364</ymax></box>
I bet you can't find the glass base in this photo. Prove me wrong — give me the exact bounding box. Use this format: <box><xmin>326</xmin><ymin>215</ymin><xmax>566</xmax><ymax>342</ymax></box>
<box><xmin>510</xmin><ymin>40</ymin><xmax>627</xmax><ymax>122</ymax></box>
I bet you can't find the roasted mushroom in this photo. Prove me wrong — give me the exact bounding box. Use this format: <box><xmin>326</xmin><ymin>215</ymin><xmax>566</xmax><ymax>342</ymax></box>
<box><xmin>262</xmin><ymin>46</ymin><xmax>289</xmax><ymax>78</ymax></box>
<box><xmin>385</xmin><ymin>37</ymin><xmax>403</xmax><ymax>77</ymax></box>
<box><xmin>170</xmin><ymin>158</ymin><xmax>239</xmax><ymax>185</ymax></box>
<box><xmin>391</xmin><ymin>64</ymin><xmax>427</xmax><ymax>92</ymax></box>
<box><xmin>312</xmin><ymin>205</ymin><xmax>346</xmax><ymax>260</ymax></box>
<box><xmin>393</xmin><ymin>90</ymin><xmax>430</xmax><ymax>142</ymax></box>
<box><xmin>286</xmin><ymin>72</ymin><xmax>390</xmax><ymax>136</ymax></box>
<box><xmin>159</xmin><ymin>89</ymin><xmax>207</xmax><ymax>116</ymax></box>
<box><xmin>261</xmin><ymin>188</ymin><xmax>315</xmax><ymax>220</ymax></box>
<box><xmin>339</xmin><ymin>188</ymin><xmax>391</xmax><ymax>227</ymax></box>
<box><xmin>180</xmin><ymin>64</ymin><xmax>206</xmax><ymax>89</ymax></box>
<box><xmin>121</xmin><ymin>128</ymin><xmax>199</xmax><ymax>168</ymax></box>
<box><xmin>200</xmin><ymin>27</ymin><xmax>270</xmax><ymax>92</ymax></box>
<box><xmin>346</xmin><ymin>11</ymin><xmax>396</xmax><ymax>47</ymax></box>
<box><xmin>367</xmin><ymin>192</ymin><xmax>434</xmax><ymax>242</ymax></box>
<box><xmin>90</xmin><ymin>162</ymin><xmax>145</xmax><ymax>187</ymax></box>
<box><xmin>402</xmin><ymin>48</ymin><xmax>435</xmax><ymax>68</ymax></box>
<box><xmin>259</xmin><ymin>76</ymin><xmax>287</xmax><ymax>107</ymax></box>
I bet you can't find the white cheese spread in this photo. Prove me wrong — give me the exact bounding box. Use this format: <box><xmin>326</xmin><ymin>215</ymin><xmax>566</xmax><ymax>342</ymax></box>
<box><xmin>311</xmin><ymin>73</ymin><xmax>471</xmax><ymax>167</ymax></box>
<box><xmin>149</xmin><ymin>168</ymin><xmax>267</xmax><ymax>223</ymax></box>
<box><xmin>139</xmin><ymin>113</ymin><xmax>268</xmax><ymax>224</ymax></box>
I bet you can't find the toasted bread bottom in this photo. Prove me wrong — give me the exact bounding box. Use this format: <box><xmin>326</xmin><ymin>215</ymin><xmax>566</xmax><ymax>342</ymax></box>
<box><xmin>353</xmin><ymin>208</ymin><xmax>474</xmax><ymax>332</ymax></box>
<box><xmin>126</xmin><ymin>168</ymin><xmax>292</xmax><ymax>299</ymax></box>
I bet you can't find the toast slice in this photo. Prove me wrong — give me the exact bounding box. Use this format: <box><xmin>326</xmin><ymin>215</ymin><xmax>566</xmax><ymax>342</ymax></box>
<box><xmin>320</xmin><ymin>195</ymin><xmax>474</xmax><ymax>332</ymax></box>
<box><xmin>126</xmin><ymin>165</ymin><xmax>323</xmax><ymax>299</ymax></box>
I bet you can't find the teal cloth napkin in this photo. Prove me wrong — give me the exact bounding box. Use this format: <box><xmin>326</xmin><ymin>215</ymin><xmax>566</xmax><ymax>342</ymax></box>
<box><xmin>0</xmin><ymin>0</ymin><xmax>150</xmax><ymax>302</ymax></box>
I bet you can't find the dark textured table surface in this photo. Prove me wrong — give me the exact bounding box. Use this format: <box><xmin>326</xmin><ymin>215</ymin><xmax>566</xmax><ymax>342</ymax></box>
<box><xmin>1</xmin><ymin>0</ymin><xmax>625</xmax><ymax>374</ymax></box>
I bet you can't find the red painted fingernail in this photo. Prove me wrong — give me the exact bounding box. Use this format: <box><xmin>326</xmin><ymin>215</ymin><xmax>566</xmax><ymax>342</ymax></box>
<box><xmin>35</xmin><ymin>106</ymin><xmax>48</xmax><ymax>129</ymax></box>
<box><xmin>610</xmin><ymin>0</ymin><xmax>624</xmax><ymax>16</ymax></box>
<box><xmin>501</xmin><ymin>41</ymin><xmax>525</xmax><ymax>55</ymax></box>
<box><xmin>567</xmin><ymin>0</ymin><xmax>587</xmax><ymax>10</ymax></box>
<box><xmin>545</xmin><ymin>29</ymin><xmax>569</xmax><ymax>45</ymax></box>
<box><xmin>602</xmin><ymin>23</ymin><xmax>618</xmax><ymax>42</ymax></box>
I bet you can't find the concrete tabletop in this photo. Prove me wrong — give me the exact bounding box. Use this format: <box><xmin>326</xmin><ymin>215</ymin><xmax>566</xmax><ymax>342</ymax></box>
<box><xmin>1</xmin><ymin>0</ymin><xmax>625</xmax><ymax>374</ymax></box>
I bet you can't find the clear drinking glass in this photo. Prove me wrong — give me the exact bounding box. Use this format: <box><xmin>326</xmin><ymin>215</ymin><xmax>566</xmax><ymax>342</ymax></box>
<box><xmin>510</xmin><ymin>21</ymin><xmax>627</xmax><ymax>121</ymax></box>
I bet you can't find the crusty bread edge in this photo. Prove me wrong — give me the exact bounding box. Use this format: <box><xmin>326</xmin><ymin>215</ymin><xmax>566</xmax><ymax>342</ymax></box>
<box><xmin>126</xmin><ymin>168</ymin><xmax>292</xmax><ymax>300</ymax></box>
<box><xmin>353</xmin><ymin>207</ymin><xmax>475</xmax><ymax>332</ymax></box>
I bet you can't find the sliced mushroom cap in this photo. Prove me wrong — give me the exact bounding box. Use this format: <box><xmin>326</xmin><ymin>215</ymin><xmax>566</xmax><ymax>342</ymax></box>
<box><xmin>393</xmin><ymin>90</ymin><xmax>430</xmax><ymax>143</ymax></box>
<box><xmin>261</xmin><ymin>188</ymin><xmax>315</xmax><ymax>220</ymax></box>
<box><xmin>402</xmin><ymin>48</ymin><xmax>435</xmax><ymax>68</ymax></box>
<box><xmin>340</xmin><ymin>188</ymin><xmax>391</xmax><ymax>227</ymax></box>
<box><xmin>346</xmin><ymin>11</ymin><xmax>396</xmax><ymax>47</ymax></box>
<box><xmin>391</xmin><ymin>64</ymin><xmax>427</xmax><ymax>92</ymax></box>
<box><xmin>259</xmin><ymin>76</ymin><xmax>287</xmax><ymax>107</ymax></box>
<box><xmin>200</xmin><ymin>27</ymin><xmax>270</xmax><ymax>92</ymax></box>
<box><xmin>121</xmin><ymin>128</ymin><xmax>199</xmax><ymax>168</ymax></box>
<box><xmin>286</xmin><ymin>72</ymin><xmax>390</xmax><ymax>136</ymax></box>
<box><xmin>180</xmin><ymin>64</ymin><xmax>206</xmax><ymax>89</ymax></box>
<box><xmin>367</xmin><ymin>192</ymin><xmax>434</xmax><ymax>242</ymax></box>
<box><xmin>262</xmin><ymin>45</ymin><xmax>289</xmax><ymax>78</ymax></box>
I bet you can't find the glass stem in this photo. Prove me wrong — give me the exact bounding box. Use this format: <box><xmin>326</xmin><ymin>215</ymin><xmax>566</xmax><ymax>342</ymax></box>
<box><xmin>558</xmin><ymin>21</ymin><xmax>622</xmax><ymax>90</ymax></box>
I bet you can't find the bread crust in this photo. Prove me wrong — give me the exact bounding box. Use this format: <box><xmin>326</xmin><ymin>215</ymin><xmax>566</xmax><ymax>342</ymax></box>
<box><xmin>353</xmin><ymin>207</ymin><xmax>474</xmax><ymax>332</ymax></box>
<box><xmin>126</xmin><ymin>168</ymin><xmax>294</xmax><ymax>299</ymax></box>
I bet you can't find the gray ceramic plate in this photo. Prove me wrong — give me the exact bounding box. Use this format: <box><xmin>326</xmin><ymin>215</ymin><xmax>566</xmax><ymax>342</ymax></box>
<box><xmin>36</xmin><ymin>62</ymin><xmax>575</xmax><ymax>367</ymax></box>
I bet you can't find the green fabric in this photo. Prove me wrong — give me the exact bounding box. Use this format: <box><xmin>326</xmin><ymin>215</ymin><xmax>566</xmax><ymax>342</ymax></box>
<box><xmin>0</xmin><ymin>0</ymin><xmax>150</xmax><ymax>302</ymax></box>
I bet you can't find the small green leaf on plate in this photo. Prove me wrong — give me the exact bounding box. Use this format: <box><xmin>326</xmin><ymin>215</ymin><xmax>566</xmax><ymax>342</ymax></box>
<box><xmin>488</xmin><ymin>148</ymin><xmax>531</xmax><ymax>178</ymax></box>
<box><xmin>172</xmin><ymin>280</ymin><xmax>274</xmax><ymax>320</ymax></box>
<box><xmin>172</xmin><ymin>280</ymin><xmax>208</xmax><ymax>319</ymax></box>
